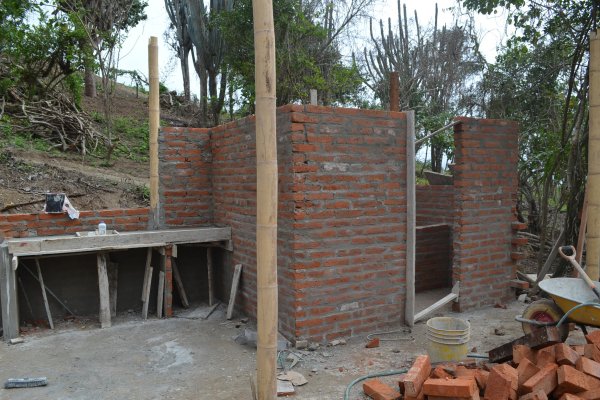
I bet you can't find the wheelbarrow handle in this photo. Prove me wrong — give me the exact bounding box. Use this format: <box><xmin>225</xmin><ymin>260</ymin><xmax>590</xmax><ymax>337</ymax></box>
<box><xmin>559</xmin><ymin>245</ymin><xmax>600</xmax><ymax>300</ymax></box>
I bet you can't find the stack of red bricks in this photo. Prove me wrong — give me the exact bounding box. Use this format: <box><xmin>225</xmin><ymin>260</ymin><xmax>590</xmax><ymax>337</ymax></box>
<box><xmin>362</xmin><ymin>332</ymin><xmax>600</xmax><ymax>400</ymax></box>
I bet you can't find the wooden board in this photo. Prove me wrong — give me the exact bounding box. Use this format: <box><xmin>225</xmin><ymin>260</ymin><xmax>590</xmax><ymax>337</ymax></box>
<box><xmin>227</xmin><ymin>264</ymin><xmax>243</xmax><ymax>320</ymax></box>
<box><xmin>35</xmin><ymin>259</ymin><xmax>53</xmax><ymax>329</ymax></box>
<box><xmin>157</xmin><ymin>271</ymin><xmax>165</xmax><ymax>319</ymax></box>
<box><xmin>97</xmin><ymin>253</ymin><xmax>111</xmax><ymax>328</ymax></box>
<box><xmin>141</xmin><ymin>266</ymin><xmax>153</xmax><ymax>320</ymax></box>
<box><xmin>207</xmin><ymin>248</ymin><xmax>214</xmax><ymax>306</ymax></box>
<box><xmin>172</xmin><ymin>259</ymin><xmax>189</xmax><ymax>308</ymax></box>
<box><xmin>7</xmin><ymin>227</ymin><xmax>231</xmax><ymax>256</ymax></box>
<box><xmin>488</xmin><ymin>326</ymin><xmax>562</xmax><ymax>363</ymax></box>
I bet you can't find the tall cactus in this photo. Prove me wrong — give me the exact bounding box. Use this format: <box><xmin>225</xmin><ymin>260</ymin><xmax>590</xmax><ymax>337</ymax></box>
<box><xmin>165</xmin><ymin>0</ymin><xmax>193</xmax><ymax>101</ymax></box>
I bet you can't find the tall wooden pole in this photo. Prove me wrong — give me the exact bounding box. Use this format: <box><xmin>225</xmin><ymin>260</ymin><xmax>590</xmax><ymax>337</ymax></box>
<box><xmin>405</xmin><ymin>110</ymin><xmax>416</xmax><ymax>326</ymax></box>
<box><xmin>390</xmin><ymin>72</ymin><xmax>400</xmax><ymax>112</ymax></box>
<box><xmin>589</xmin><ymin>30</ymin><xmax>600</xmax><ymax>281</ymax></box>
<box><xmin>252</xmin><ymin>0</ymin><xmax>278</xmax><ymax>398</ymax></box>
<box><xmin>148</xmin><ymin>36</ymin><xmax>160</xmax><ymax>229</ymax></box>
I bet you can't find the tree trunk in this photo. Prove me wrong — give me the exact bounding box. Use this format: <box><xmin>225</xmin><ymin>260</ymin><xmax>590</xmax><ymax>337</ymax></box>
<box><xmin>181</xmin><ymin>47</ymin><xmax>191</xmax><ymax>102</ymax></box>
<box><xmin>84</xmin><ymin>66</ymin><xmax>96</xmax><ymax>98</ymax></box>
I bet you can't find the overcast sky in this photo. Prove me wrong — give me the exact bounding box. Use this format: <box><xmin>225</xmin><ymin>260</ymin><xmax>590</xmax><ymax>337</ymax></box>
<box><xmin>118</xmin><ymin>0</ymin><xmax>508</xmax><ymax>95</ymax></box>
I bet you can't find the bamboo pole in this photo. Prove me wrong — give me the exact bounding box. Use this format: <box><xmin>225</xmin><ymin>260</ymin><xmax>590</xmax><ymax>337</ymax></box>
<box><xmin>588</xmin><ymin>30</ymin><xmax>600</xmax><ymax>280</ymax></box>
<box><xmin>405</xmin><ymin>110</ymin><xmax>416</xmax><ymax>326</ymax></box>
<box><xmin>148</xmin><ymin>36</ymin><xmax>160</xmax><ymax>229</ymax></box>
<box><xmin>252</xmin><ymin>0</ymin><xmax>278</xmax><ymax>398</ymax></box>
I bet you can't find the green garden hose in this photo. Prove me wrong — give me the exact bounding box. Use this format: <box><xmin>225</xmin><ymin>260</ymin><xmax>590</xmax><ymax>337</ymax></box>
<box><xmin>343</xmin><ymin>369</ymin><xmax>408</xmax><ymax>400</ymax></box>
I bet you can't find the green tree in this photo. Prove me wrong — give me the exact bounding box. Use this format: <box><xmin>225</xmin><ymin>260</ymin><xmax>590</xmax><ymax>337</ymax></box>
<box><xmin>463</xmin><ymin>0</ymin><xmax>595</xmax><ymax>269</ymax></box>
<box><xmin>219</xmin><ymin>0</ymin><xmax>366</xmax><ymax>111</ymax></box>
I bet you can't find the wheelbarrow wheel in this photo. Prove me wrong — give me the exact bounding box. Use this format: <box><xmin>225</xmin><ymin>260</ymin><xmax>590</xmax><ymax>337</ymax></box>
<box><xmin>521</xmin><ymin>299</ymin><xmax>569</xmax><ymax>342</ymax></box>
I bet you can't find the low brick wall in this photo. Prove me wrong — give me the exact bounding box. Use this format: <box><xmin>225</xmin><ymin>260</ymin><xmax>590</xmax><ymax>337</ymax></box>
<box><xmin>0</xmin><ymin>208</ymin><xmax>150</xmax><ymax>238</ymax></box>
<box><xmin>416</xmin><ymin>224</ymin><xmax>452</xmax><ymax>292</ymax></box>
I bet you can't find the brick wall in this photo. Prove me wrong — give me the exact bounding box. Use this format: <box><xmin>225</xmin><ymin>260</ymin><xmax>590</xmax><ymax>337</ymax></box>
<box><xmin>158</xmin><ymin>127</ymin><xmax>212</xmax><ymax>228</ymax></box>
<box><xmin>452</xmin><ymin>117</ymin><xmax>519</xmax><ymax>311</ymax></box>
<box><xmin>416</xmin><ymin>185</ymin><xmax>454</xmax><ymax>226</ymax></box>
<box><xmin>416</xmin><ymin>224</ymin><xmax>452</xmax><ymax>292</ymax></box>
<box><xmin>0</xmin><ymin>208</ymin><xmax>150</xmax><ymax>238</ymax></box>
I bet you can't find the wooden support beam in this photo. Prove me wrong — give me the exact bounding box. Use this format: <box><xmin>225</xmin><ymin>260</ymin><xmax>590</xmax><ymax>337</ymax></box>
<box><xmin>97</xmin><ymin>253</ymin><xmax>111</xmax><ymax>328</ymax></box>
<box><xmin>227</xmin><ymin>264</ymin><xmax>243</xmax><ymax>320</ymax></box>
<box><xmin>35</xmin><ymin>259</ymin><xmax>53</xmax><ymax>329</ymax></box>
<box><xmin>157</xmin><ymin>271</ymin><xmax>165</xmax><ymax>318</ymax></box>
<box><xmin>172</xmin><ymin>259</ymin><xmax>189</xmax><ymax>308</ymax></box>
<box><xmin>1</xmin><ymin>243</ymin><xmax>19</xmax><ymax>341</ymax></box>
<box><xmin>414</xmin><ymin>281</ymin><xmax>460</xmax><ymax>323</ymax></box>
<box><xmin>108</xmin><ymin>262</ymin><xmax>118</xmax><ymax>317</ymax></box>
<box><xmin>148</xmin><ymin>36</ymin><xmax>160</xmax><ymax>229</ymax></box>
<box><xmin>207</xmin><ymin>247</ymin><xmax>214</xmax><ymax>306</ymax></box>
<box><xmin>141</xmin><ymin>265</ymin><xmax>153</xmax><ymax>320</ymax></box>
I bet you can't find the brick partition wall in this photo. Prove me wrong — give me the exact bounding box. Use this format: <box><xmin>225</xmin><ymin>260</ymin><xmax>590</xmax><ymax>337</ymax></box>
<box><xmin>416</xmin><ymin>185</ymin><xmax>454</xmax><ymax>226</ymax></box>
<box><xmin>452</xmin><ymin>117</ymin><xmax>519</xmax><ymax>311</ymax></box>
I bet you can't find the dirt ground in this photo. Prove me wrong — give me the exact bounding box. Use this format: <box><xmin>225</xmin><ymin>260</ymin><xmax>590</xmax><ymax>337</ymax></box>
<box><xmin>0</xmin><ymin>298</ymin><xmax>588</xmax><ymax>400</ymax></box>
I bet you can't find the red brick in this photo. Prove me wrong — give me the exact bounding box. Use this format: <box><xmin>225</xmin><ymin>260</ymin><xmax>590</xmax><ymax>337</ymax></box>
<box><xmin>577</xmin><ymin>357</ymin><xmax>600</xmax><ymax>379</ymax></box>
<box><xmin>476</xmin><ymin>370</ymin><xmax>490</xmax><ymax>391</ymax></box>
<box><xmin>578</xmin><ymin>388</ymin><xmax>600</xmax><ymax>399</ymax></box>
<box><xmin>522</xmin><ymin>363</ymin><xmax>558</xmax><ymax>395</ymax></box>
<box><xmin>584</xmin><ymin>345</ymin><xmax>600</xmax><ymax>362</ymax></box>
<box><xmin>518</xmin><ymin>390</ymin><xmax>548</xmax><ymax>400</ymax></box>
<box><xmin>485</xmin><ymin>364</ymin><xmax>518</xmax><ymax>400</ymax></box>
<box><xmin>586</xmin><ymin>331</ymin><xmax>600</xmax><ymax>346</ymax></box>
<box><xmin>423</xmin><ymin>378</ymin><xmax>478</xmax><ymax>398</ymax></box>
<box><xmin>428</xmin><ymin>394</ymin><xmax>480</xmax><ymax>400</ymax></box>
<box><xmin>537</xmin><ymin>346</ymin><xmax>557</xmax><ymax>368</ymax></box>
<box><xmin>366</xmin><ymin>338</ymin><xmax>380</xmax><ymax>348</ymax></box>
<box><xmin>519</xmin><ymin>358</ymin><xmax>542</xmax><ymax>387</ymax></box>
<box><xmin>404</xmin><ymin>389</ymin><xmax>425</xmax><ymax>400</ymax></box>
<box><xmin>455</xmin><ymin>366</ymin><xmax>478</xmax><ymax>380</ymax></box>
<box><xmin>556</xmin><ymin>343</ymin><xmax>582</xmax><ymax>366</ymax></box>
<box><xmin>556</xmin><ymin>365</ymin><xmax>592</xmax><ymax>394</ymax></box>
<box><xmin>402</xmin><ymin>355</ymin><xmax>431</xmax><ymax>397</ymax></box>
<box><xmin>514</xmin><ymin>345</ymin><xmax>538</xmax><ymax>365</ymax></box>
<box><xmin>431</xmin><ymin>366</ymin><xmax>453</xmax><ymax>380</ymax></box>
<box><xmin>363</xmin><ymin>379</ymin><xmax>401</xmax><ymax>400</ymax></box>
<box><xmin>559</xmin><ymin>395</ymin><xmax>585</xmax><ymax>400</ymax></box>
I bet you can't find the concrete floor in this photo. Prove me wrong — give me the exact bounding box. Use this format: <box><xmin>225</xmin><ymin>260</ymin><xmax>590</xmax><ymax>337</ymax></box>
<box><xmin>0</xmin><ymin>300</ymin><xmax>585</xmax><ymax>400</ymax></box>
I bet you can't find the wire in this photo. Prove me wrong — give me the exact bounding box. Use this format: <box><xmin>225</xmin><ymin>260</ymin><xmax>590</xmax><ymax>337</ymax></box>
<box><xmin>366</xmin><ymin>329</ymin><xmax>413</xmax><ymax>341</ymax></box>
<box><xmin>555</xmin><ymin>301</ymin><xmax>600</xmax><ymax>327</ymax></box>
<box><xmin>344</xmin><ymin>369</ymin><xmax>408</xmax><ymax>400</ymax></box>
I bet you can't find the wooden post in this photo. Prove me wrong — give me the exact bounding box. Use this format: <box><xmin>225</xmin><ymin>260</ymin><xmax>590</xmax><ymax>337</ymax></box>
<box><xmin>142</xmin><ymin>266</ymin><xmax>153</xmax><ymax>320</ymax></box>
<box><xmin>35</xmin><ymin>259</ymin><xmax>53</xmax><ymax>329</ymax></box>
<box><xmin>310</xmin><ymin>89</ymin><xmax>317</xmax><ymax>105</ymax></box>
<box><xmin>588</xmin><ymin>29</ymin><xmax>600</xmax><ymax>280</ymax></box>
<box><xmin>227</xmin><ymin>264</ymin><xmax>243</xmax><ymax>320</ymax></box>
<box><xmin>207</xmin><ymin>247</ymin><xmax>214</xmax><ymax>306</ymax></box>
<box><xmin>1</xmin><ymin>243</ymin><xmax>19</xmax><ymax>341</ymax></box>
<box><xmin>389</xmin><ymin>71</ymin><xmax>400</xmax><ymax>112</ymax></box>
<box><xmin>108</xmin><ymin>262</ymin><xmax>118</xmax><ymax>317</ymax></box>
<box><xmin>148</xmin><ymin>36</ymin><xmax>160</xmax><ymax>229</ymax></box>
<box><xmin>252</xmin><ymin>0</ymin><xmax>279</xmax><ymax>397</ymax></box>
<box><xmin>141</xmin><ymin>248</ymin><xmax>152</xmax><ymax>301</ymax></box>
<box><xmin>172</xmin><ymin>259</ymin><xmax>189</xmax><ymax>308</ymax></box>
<box><xmin>97</xmin><ymin>252</ymin><xmax>111</xmax><ymax>328</ymax></box>
<box><xmin>405</xmin><ymin>110</ymin><xmax>416</xmax><ymax>326</ymax></box>
<box><xmin>157</xmin><ymin>271</ymin><xmax>165</xmax><ymax>318</ymax></box>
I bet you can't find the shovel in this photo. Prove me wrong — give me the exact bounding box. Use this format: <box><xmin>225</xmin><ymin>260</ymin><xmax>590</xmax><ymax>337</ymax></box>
<box><xmin>558</xmin><ymin>245</ymin><xmax>600</xmax><ymax>300</ymax></box>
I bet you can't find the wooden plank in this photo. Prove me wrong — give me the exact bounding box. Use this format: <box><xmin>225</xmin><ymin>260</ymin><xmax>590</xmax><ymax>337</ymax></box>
<box><xmin>7</xmin><ymin>227</ymin><xmax>232</xmax><ymax>256</ymax></box>
<box><xmin>18</xmin><ymin>277</ymin><xmax>34</xmax><ymax>318</ymax></box>
<box><xmin>488</xmin><ymin>326</ymin><xmax>562</xmax><ymax>363</ymax></box>
<box><xmin>141</xmin><ymin>248</ymin><xmax>152</xmax><ymax>301</ymax></box>
<box><xmin>35</xmin><ymin>259</ymin><xmax>54</xmax><ymax>329</ymax></box>
<box><xmin>1</xmin><ymin>244</ymin><xmax>19</xmax><ymax>342</ymax></box>
<box><xmin>97</xmin><ymin>253</ymin><xmax>111</xmax><ymax>328</ymax></box>
<box><xmin>108</xmin><ymin>262</ymin><xmax>118</xmax><ymax>317</ymax></box>
<box><xmin>227</xmin><ymin>264</ymin><xmax>243</xmax><ymax>320</ymax></box>
<box><xmin>405</xmin><ymin>110</ymin><xmax>416</xmax><ymax>326</ymax></box>
<box><xmin>157</xmin><ymin>271</ymin><xmax>165</xmax><ymax>318</ymax></box>
<box><xmin>207</xmin><ymin>247</ymin><xmax>214</xmax><ymax>306</ymax></box>
<box><xmin>172</xmin><ymin>259</ymin><xmax>189</xmax><ymax>308</ymax></box>
<box><xmin>414</xmin><ymin>282</ymin><xmax>460</xmax><ymax>323</ymax></box>
<box><xmin>141</xmin><ymin>266</ymin><xmax>153</xmax><ymax>320</ymax></box>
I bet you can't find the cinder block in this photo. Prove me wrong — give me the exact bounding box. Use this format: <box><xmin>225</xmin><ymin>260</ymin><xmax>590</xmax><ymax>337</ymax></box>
<box><xmin>423</xmin><ymin>378</ymin><xmax>478</xmax><ymax>398</ymax></box>
<box><xmin>402</xmin><ymin>355</ymin><xmax>431</xmax><ymax>397</ymax></box>
<box><xmin>363</xmin><ymin>379</ymin><xmax>401</xmax><ymax>400</ymax></box>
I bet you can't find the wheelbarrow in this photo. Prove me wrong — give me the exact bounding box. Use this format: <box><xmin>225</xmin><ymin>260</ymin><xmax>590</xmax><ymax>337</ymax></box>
<box><xmin>517</xmin><ymin>246</ymin><xmax>600</xmax><ymax>342</ymax></box>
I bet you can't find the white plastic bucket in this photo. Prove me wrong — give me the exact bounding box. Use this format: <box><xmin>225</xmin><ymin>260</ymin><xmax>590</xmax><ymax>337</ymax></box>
<box><xmin>426</xmin><ymin>317</ymin><xmax>470</xmax><ymax>362</ymax></box>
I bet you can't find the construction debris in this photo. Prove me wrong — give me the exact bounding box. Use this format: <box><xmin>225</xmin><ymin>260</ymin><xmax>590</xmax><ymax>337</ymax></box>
<box><xmin>362</xmin><ymin>334</ymin><xmax>600</xmax><ymax>400</ymax></box>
